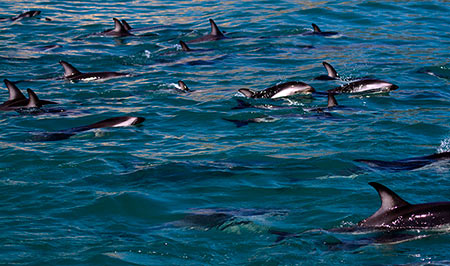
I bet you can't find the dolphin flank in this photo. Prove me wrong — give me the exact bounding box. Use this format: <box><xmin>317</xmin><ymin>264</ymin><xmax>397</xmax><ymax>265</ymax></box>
<box><xmin>239</xmin><ymin>81</ymin><xmax>315</xmax><ymax>99</ymax></box>
<box><xmin>33</xmin><ymin>116</ymin><xmax>145</xmax><ymax>141</ymax></box>
<box><xmin>355</xmin><ymin>151</ymin><xmax>450</xmax><ymax>171</ymax></box>
<box><xmin>59</xmin><ymin>60</ymin><xmax>129</xmax><ymax>81</ymax></box>
<box><xmin>327</xmin><ymin>78</ymin><xmax>398</xmax><ymax>94</ymax></box>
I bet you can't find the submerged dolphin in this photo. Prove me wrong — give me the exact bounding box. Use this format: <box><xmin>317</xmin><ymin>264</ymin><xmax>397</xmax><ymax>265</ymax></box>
<box><xmin>355</xmin><ymin>151</ymin><xmax>450</xmax><ymax>171</ymax></box>
<box><xmin>33</xmin><ymin>116</ymin><xmax>145</xmax><ymax>141</ymax></box>
<box><xmin>59</xmin><ymin>60</ymin><xmax>129</xmax><ymax>81</ymax></box>
<box><xmin>327</xmin><ymin>78</ymin><xmax>398</xmax><ymax>94</ymax></box>
<box><xmin>239</xmin><ymin>81</ymin><xmax>315</xmax><ymax>99</ymax></box>
<box><xmin>0</xmin><ymin>10</ymin><xmax>41</xmax><ymax>22</ymax></box>
<box><xmin>0</xmin><ymin>79</ymin><xmax>57</xmax><ymax>111</ymax></box>
<box><xmin>357</xmin><ymin>182</ymin><xmax>450</xmax><ymax>230</ymax></box>
<box><xmin>303</xmin><ymin>23</ymin><xmax>338</xmax><ymax>37</ymax></box>
<box><xmin>188</xmin><ymin>19</ymin><xmax>226</xmax><ymax>43</ymax></box>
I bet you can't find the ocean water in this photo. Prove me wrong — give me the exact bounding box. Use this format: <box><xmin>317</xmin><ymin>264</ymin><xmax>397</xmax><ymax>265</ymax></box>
<box><xmin>1</xmin><ymin>0</ymin><xmax>450</xmax><ymax>265</ymax></box>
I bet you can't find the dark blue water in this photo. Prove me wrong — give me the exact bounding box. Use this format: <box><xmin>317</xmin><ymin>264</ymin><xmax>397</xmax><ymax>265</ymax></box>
<box><xmin>1</xmin><ymin>1</ymin><xmax>450</xmax><ymax>265</ymax></box>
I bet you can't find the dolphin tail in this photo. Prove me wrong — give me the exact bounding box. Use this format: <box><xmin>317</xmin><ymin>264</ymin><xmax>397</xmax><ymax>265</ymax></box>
<box><xmin>59</xmin><ymin>60</ymin><xmax>82</xmax><ymax>77</ymax></box>
<box><xmin>238</xmin><ymin>88</ymin><xmax>255</xmax><ymax>98</ymax></box>
<box><xmin>312</xmin><ymin>23</ymin><xmax>321</xmax><ymax>33</ymax></box>
<box><xmin>323</xmin><ymin>61</ymin><xmax>339</xmax><ymax>78</ymax></box>
<box><xmin>4</xmin><ymin>79</ymin><xmax>26</xmax><ymax>101</ymax></box>
<box><xmin>179</xmin><ymin>40</ymin><xmax>191</xmax><ymax>51</ymax></box>
<box><xmin>209</xmin><ymin>19</ymin><xmax>224</xmax><ymax>37</ymax></box>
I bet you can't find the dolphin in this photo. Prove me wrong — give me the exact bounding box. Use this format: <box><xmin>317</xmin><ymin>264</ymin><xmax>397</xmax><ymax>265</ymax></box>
<box><xmin>33</xmin><ymin>116</ymin><xmax>145</xmax><ymax>141</ymax></box>
<box><xmin>327</xmin><ymin>78</ymin><xmax>398</xmax><ymax>94</ymax></box>
<box><xmin>314</xmin><ymin>62</ymin><xmax>340</xmax><ymax>80</ymax></box>
<box><xmin>357</xmin><ymin>182</ymin><xmax>450</xmax><ymax>229</ymax></box>
<box><xmin>101</xmin><ymin>18</ymin><xmax>133</xmax><ymax>37</ymax></box>
<box><xmin>0</xmin><ymin>10</ymin><xmax>41</xmax><ymax>22</ymax></box>
<box><xmin>238</xmin><ymin>81</ymin><xmax>315</xmax><ymax>99</ymax></box>
<box><xmin>355</xmin><ymin>151</ymin><xmax>450</xmax><ymax>171</ymax></box>
<box><xmin>187</xmin><ymin>19</ymin><xmax>226</xmax><ymax>43</ymax></box>
<box><xmin>59</xmin><ymin>60</ymin><xmax>129</xmax><ymax>81</ymax></box>
<box><xmin>303</xmin><ymin>23</ymin><xmax>338</xmax><ymax>36</ymax></box>
<box><xmin>177</xmin><ymin>80</ymin><xmax>191</xmax><ymax>92</ymax></box>
<box><xmin>0</xmin><ymin>79</ymin><xmax>57</xmax><ymax>111</ymax></box>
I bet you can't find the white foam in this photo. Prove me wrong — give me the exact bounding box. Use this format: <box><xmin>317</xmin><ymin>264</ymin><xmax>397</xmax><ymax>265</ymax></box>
<box><xmin>437</xmin><ymin>137</ymin><xmax>450</xmax><ymax>153</ymax></box>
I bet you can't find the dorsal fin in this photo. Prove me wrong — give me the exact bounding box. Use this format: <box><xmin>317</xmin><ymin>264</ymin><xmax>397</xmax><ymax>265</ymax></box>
<box><xmin>4</xmin><ymin>79</ymin><xmax>26</xmax><ymax>101</ymax></box>
<box><xmin>209</xmin><ymin>19</ymin><xmax>224</xmax><ymax>37</ymax></box>
<box><xmin>368</xmin><ymin>182</ymin><xmax>410</xmax><ymax>218</ymax></box>
<box><xmin>327</xmin><ymin>93</ymin><xmax>338</xmax><ymax>107</ymax></box>
<box><xmin>238</xmin><ymin>88</ymin><xmax>255</xmax><ymax>98</ymax></box>
<box><xmin>323</xmin><ymin>61</ymin><xmax>338</xmax><ymax>78</ymax></box>
<box><xmin>179</xmin><ymin>40</ymin><xmax>191</xmax><ymax>51</ymax></box>
<box><xmin>26</xmin><ymin>89</ymin><xmax>41</xmax><ymax>108</ymax></box>
<box><xmin>59</xmin><ymin>60</ymin><xmax>82</xmax><ymax>77</ymax></box>
<box><xmin>178</xmin><ymin>80</ymin><xmax>190</xmax><ymax>92</ymax></box>
<box><xmin>112</xmin><ymin>18</ymin><xmax>125</xmax><ymax>32</ymax></box>
<box><xmin>312</xmin><ymin>23</ymin><xmax>321</xmax><ymax>33</ymax></box>
<box><xmin>121</xmin><ymin>19</ymin><xmax>132</xmax><ymax>31</ymax></box>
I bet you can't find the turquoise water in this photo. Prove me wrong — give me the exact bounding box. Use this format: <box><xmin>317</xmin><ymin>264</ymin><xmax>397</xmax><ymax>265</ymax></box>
<box><xmin>1</xmin><ymin>1</ymin><xmax>450</xmax><ymax>265</ymax></box>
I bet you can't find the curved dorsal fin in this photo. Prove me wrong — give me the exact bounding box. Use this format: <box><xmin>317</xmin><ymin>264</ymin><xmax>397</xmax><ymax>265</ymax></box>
<box><xmin>209</xmin><ymin>19</ymin><xmax>224</xmax><ymax>37</ymax></box>
<box><xmin>4</xmin><ymin>79</ymin><xmax>26</xmax><ymax>101</ymax></box>
<box><xmin>178</xmin><ymin>80</ymin><xmax>190</xmax><ymax>92</ymax></box>
<box><xmin>368</xmin><ymin>182</ymin><xmax>410</xmax><ymax>217</ymax></box>
<box><xmin>323</xmin><ymin>61</ymin><xmax>338</xmax><ymax>78</ymax></box>
<box><xmin>238</xmin><ymin>88</ymin><xmax>255</xmax><ymax>98</ymax></box>
<box><xmin>327</xmin><ymin>93</ymin><xmax>338</xmax><ymax>108</ymax></box>
<box><xmin>179</xmin><ymin>40</ymin><xmax>191</xmax><ymax>51</ymax></box>
<box><xmin>26</xmin><ymin>89</ymin><xmax>41</xmax><ymax>108</ymax></box>
<box><xmin>312</xmin><ymin>23</ymin><xmax>321</xmax><ymax>33</ymax></box>
<box><xmin>121</xmin><ymin>19</ymin><xmax>132</xmax><ymax>31</ymax></box>
<box><xmin>112</xmin><ymin>18</ymin><xmax>125</xmax><ymax>32</ymax></box>
<box><xmin>59</xmin><ymin>60</ymin><xmax>81</xmax><ymax>77</ymax></box>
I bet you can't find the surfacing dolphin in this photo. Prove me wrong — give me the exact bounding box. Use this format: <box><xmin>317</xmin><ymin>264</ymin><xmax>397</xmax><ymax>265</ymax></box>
<box><xmin>303</xmin><ymin>23</ymin><xmax>338</xmax><ymax>37</ymax></box>
<box><xmin>59</xmin><ymin>60</ymin><xmax>130</xmax><ymax>81</ymax></box>
<box><xmin>355</xmin><ymin>182</ymin><xmax>450</xmax><ymax>230</ymax></box>
<box><xmin>327</xmin><ymin>78</ymin><xmax>398</xmax><ymax>94</ymax></box>
<box><xmin>0</xmin><ymin>79</ymin><xmax>57</xmax><ymax>111</ymax></box>
<box><xmin>176</xmin><ymin>80</ymin><xmax>191</xmax><ymax>92</ymax></box>
<box><xmin>187</xmin><ymin>19</ymin><xmax>226</xmax><ymax>43</ymax></box>
<box><xmin>275</xmin><ymin>182</ymin><xmax>450</xmax><ymax>246</ymax></box>
<box><xmin>0</xmin><ymin>10</ymin><xmax>41</xmax><ymax>22</ymax></box>
<box><xmin>355</xmin><ymin>151</ymin><xmax>450</xmax><ymax>171</ymax></box>
<box><xmin>314</xmin><ymin>62</ymin><xmax>339</xmax><ymax>80</ymax></box>
<box><xmin>239</xmin><ymin>81</ymin><xmax>315</xmax><ymax>99</ymax></box>
<box><xmin>100</xmin><ymin>18</ymin><xmax>133</xmax><ymax>37</ymax></box>
<box><xmin>32</xmin><ymin>116</ymin><xmax>145</xmax><ymax>141</ymax></box>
